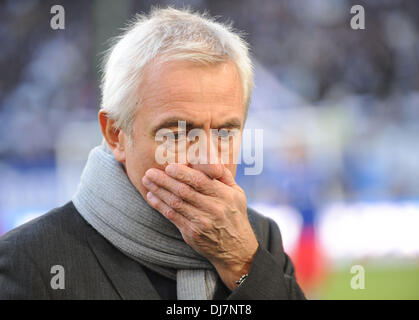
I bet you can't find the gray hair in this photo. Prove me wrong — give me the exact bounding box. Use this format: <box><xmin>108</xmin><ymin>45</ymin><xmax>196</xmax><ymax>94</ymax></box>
<box><xmin>100</xmin><ymin>7</ymin><xmax>254</xmax><ymax>135</ymax></box>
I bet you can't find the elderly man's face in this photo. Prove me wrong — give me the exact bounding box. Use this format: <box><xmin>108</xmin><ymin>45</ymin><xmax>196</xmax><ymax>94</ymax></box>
<box><xmin>101</xmin><ymin>59</ymin><xmax>245</xmax><ymax>199</ymax></box>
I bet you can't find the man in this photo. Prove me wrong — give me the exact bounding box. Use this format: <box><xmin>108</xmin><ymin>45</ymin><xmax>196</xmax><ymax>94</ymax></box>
<box><xmin>0</xmin><ymin>7</ymin><xmax>305</xmax><ymax>300</ymax></box>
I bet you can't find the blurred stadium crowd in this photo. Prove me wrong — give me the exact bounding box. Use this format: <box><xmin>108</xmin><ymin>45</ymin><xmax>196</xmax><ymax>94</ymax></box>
<box><xmin>0</xmin><ymin>0</ymin><xmax>418</xmax><ymax>298</ymax></box>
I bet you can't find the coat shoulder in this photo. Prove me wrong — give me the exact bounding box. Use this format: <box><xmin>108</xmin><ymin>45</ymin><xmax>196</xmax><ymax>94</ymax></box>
<box><xmin>0</xmin><ymin>202</ymin><xmax>122</xmax><ymax>299</ymax></box>
<box><xmin>247</xmin><ymin>206</ymin><xmax>283</xmax><ymax>252</ymax></box>
<box><xmin>0</xmin><ymin>202</ymin><xmax>87</xmax><ymax>252</ymax></box>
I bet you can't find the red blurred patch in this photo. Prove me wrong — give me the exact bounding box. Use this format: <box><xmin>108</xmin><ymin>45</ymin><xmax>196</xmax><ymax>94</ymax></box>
<box><xmin>291</xmin><ymin>225</ymin><xmax>327</xmax><ymax>294</ymax></box>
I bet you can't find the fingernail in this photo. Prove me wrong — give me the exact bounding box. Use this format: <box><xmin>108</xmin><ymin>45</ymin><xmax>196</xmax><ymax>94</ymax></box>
<box><xmin>165</xmin><ymin>164</ymin><xmax>175</xmax><ymax>175</ymax></box>
<box><xmin>146</xmin><ymin>169</ymin><xmax>157</xmax><ymax>179</ymax></box>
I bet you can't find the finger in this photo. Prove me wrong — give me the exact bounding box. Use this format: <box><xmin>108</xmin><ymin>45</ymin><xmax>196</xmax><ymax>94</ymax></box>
<box><xmin>164</xmin><ymin>164</ymin><xmax>220</xmax><ymax>197</ymax></box>
<box><xmin>144</xmin><ymin>168</ymin><xmax>212</xmax><ymax>206</ymax></box>
<box><xmin>190</xmin><ymin>163</ymin><xmax>224</xmax><ymax>180</ymax></box>
<box><xmin>145</xmin><ymin>191</ymin><xmax>189</xmax><ymax>230</ymax></box>
<box><xmin>215</xmin><ymin>165</ymin><xmax>237</xmax><ymax>187</ymax></box>
<box><xmin>142</xmin><ymin>176</ymin><xmax>198</xmax><ymax>221</ymax></box>
<box><xmin>190</xmin><ymin>163</ymin><xmax>237</xmax><ymax>188</ymax></box>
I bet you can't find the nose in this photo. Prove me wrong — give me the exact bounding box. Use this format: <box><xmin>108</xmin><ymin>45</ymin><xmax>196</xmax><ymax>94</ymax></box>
<box><xmin>188</xmin><ymin>129</ymin><xmax>225</xmax><ymax>179</ymax></box>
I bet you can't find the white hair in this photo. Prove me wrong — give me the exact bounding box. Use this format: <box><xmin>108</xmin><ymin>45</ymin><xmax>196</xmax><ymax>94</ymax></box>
<box><xmin>100</xmin><ymin>6</ymin><xmax>254</xmax><ymax>135</ymax></box>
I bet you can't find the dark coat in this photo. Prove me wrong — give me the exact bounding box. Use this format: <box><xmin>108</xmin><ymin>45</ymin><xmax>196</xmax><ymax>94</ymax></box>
<box><xmin>0</xmin><ymin>201</ymin><xmax>305</xmax><ymax>300</ymax></box>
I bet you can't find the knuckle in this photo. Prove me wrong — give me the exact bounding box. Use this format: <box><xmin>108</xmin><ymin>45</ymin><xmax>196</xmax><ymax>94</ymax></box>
<box><xmin>224</xmin><ymin>204</ymin><xmax>235</xmax><ymax>216</ymax></box>
<box><xmin>164</xmin><ymin>207</ymin><xmax>176</xmax><ymax>219</ymax></box>
<box><xmin>207</xmin><ymin>202</ymin><xmax>219</xmax><ymax>216</ymax></box>
<box><xmin>207</xmin><ymin>188</ymin><xmax>219</xmax><ymax>197</ymax></box>
<box><xmin>192</xmin><ymin>174</ymin><xmax>205</xmax><ymax>188</ymax></box>
<box><xmin>169</xmin><ymin>196</ymin><xmax>183</xmax><ymax>209</ymax></box>
<box><xmin>199</xmin><ymin>218</ymin><xmax>212</xmax><ymax>231</ymax></box>
<box><xmin>206</xmin><ymin>200</ymin><xmax>220</xmax><ymax>215</ymax></box>
<box><xmin>177</xmin><ymin>184</ymin><xmax>191</xmax><ymax>199</ymax></box>
<box><xmin>189</xmin><ymin>223</ymin><xmax>205</xmax><ymax>241</ymax></box>
<box><xmin>188</xmin><ymin>191</ymin><xmax>198</xmax><ymax>204</ymax></box>
<box><xmin>191</xmin><ymin>229</ymin><xmax>202</xmax><ymax>241</ymax></box>
<box><xmin>175</xmin><ymin>169</ymin><xmax>185</xmax><ymax>180</ymax></box>
<box><xmin>178</xmin><ymin>174</ymin><xmax>186</xmax><ymax>183</ymax></box>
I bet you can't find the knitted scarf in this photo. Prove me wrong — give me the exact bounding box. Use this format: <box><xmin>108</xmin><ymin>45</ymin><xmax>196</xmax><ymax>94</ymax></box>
<box><xmin>72</xmin><ymin>145</ymin><xmax>218</xmax><ymax>299</ymax></box>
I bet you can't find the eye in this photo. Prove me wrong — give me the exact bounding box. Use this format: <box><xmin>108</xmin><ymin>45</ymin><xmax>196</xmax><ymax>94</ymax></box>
<box><xmin>218</xmin><ymin>129</ymin><xmax>230</xmax><ymax>138</ymax></box>
<box><xmin>170</xmin><ymin>131</ymin><xmax>186</xmax><ymax>141</ymax></box>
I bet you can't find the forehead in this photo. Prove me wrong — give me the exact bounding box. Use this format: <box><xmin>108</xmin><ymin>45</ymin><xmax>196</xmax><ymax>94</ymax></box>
<box><xmin>137</xmin><ymin>59</ymin><xmax>245</xmax><ymax>128</ymax></box>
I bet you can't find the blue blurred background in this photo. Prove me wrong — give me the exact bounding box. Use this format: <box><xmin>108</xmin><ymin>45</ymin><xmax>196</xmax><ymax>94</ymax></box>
<box><xmin>1</xmin><ymin>0</ymin><xmax>418</xmax><ymax>299</ymax></box>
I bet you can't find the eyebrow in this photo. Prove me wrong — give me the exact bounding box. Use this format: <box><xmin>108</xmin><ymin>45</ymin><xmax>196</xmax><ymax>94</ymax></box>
<box><xmin>151</xmin><ymin>116</ymin><xmax>242</xmax><ymax>135</ymax></box>
<box><xmin>218</xmin><ymin>118</ymin><xmax>242</xmax><ymax>129</ymax></box>
<box><xmin>151</xmin><ymin>117</ymin><xmax>198</xmax><ymax>136</ymax></box>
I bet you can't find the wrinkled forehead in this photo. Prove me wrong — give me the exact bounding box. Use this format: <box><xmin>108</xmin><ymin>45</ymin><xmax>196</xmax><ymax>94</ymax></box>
<box><xmin>136</xmin><ymin>59</ymin><xmax>245</xmax><ymax>130</ymax></box>
<box><xmin>140</xmin><ymin>59</ymin><xmax>243</xmax><ymax>106</ymax></box>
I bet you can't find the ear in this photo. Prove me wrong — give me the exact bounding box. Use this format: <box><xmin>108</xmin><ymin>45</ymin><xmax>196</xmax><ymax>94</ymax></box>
<box><xmin>98</xmin><ymin>110</ymin><xmax>127</xmax><ymax>163</ymax></box>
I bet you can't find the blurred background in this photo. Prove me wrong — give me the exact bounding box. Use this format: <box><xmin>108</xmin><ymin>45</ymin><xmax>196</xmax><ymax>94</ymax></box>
<box><xmin>0</xmin><ymin>0</ymin><xmax>418</xmax><ymax>299</ymax></box>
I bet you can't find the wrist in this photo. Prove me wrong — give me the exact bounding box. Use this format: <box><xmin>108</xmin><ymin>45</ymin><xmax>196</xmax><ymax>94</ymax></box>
<box><xmin>213</xmin><ymin>243</ymin><xmax>258</xmax><ymax>291</ymax></box>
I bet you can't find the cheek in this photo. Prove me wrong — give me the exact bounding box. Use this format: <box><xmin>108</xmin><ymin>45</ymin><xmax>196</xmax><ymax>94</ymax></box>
<box><xmin>124</xmin><ymin>140</ymin><xmax>166</xmax><ymax>197</ymax></box>
<box><xmin>126</xmin><ymin>136</ymin><xmax>159</xmax><ymax>167</ymax></box>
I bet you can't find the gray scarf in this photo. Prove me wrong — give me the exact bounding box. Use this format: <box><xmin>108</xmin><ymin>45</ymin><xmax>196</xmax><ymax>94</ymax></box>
<box><xmin>72</xmin><ymin>145</ymin><xmax>219</xmax><ymax>299</ymax></box>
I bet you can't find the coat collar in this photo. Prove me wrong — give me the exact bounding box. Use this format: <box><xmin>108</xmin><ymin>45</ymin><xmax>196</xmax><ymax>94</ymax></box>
<box><xmin>73</xmin><ymin>201</ymin><xmax>231</xmax><ymax>300</ymax></box>
<box><xmin>86</xmin><ymin>227</ymin><xmax>161</xmax><ymax>300</ymax></box>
